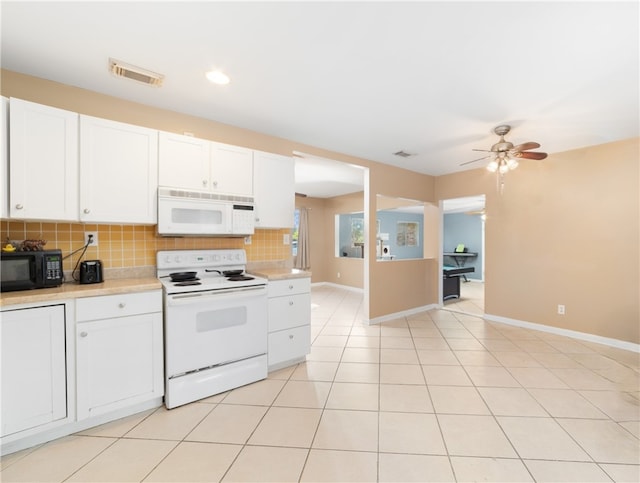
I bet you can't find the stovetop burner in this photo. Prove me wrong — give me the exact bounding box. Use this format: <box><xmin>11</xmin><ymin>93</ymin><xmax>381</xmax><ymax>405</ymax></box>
<box><xmin>227</xmin><ymin>275</ymin><xmax>255</xmax><ymax>281</ymax></box>
<box><xmin>174</xmin><ymin>280</ymin><xmax>202</xmax><ymax>286</ymax></box>
<box><xmin>157</xmin><ymin>249</ymin><xmax>268</xmax><ymax>295</ymax></box>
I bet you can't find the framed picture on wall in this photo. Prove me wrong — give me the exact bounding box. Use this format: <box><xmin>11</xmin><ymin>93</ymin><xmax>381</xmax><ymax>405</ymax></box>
<box><xmin>397</xmin><ymin>221</ymin><xmax>419</xmax><ymax>247</ymax></box>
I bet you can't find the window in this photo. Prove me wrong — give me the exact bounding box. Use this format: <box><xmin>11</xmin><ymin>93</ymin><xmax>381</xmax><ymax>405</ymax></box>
<box><xmin>335</xmin><ymin>213</ymin><xmax>365</xmax><ymax>258</ymax></box>
<box><xmin>351</xmin><ymin>218</ymin><xmax>364</xmax><ymax>245</ymax></box>
<box><xmin>292</xmin><ymin>208</ymin><xmax>300</xmax><ymax>256</ymax></box>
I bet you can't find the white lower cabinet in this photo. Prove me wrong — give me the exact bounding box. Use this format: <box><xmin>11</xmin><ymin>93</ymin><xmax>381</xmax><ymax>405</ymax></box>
<box><xmin>75</xmin><ymin>291</ymin><xmax>163</xmax><ymax>420</ymax></box>
<box><xmin>0</xmin><ymin>304</ymin><xmax>67</xmax><ymax>437</ymax></box>
<box><xmin>267</xmin><ymin>278</ymin><xmax>311</xmax><ymax>370</ymax></box>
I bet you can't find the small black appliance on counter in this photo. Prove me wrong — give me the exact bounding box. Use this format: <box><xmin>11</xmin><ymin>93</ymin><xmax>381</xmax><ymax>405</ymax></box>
<box><xmin>0</xmin><ymin>249</ymin><xmax>64</xmax><ymax>292</ymax></box>
<box><xmin>79</xmin><ymin>260</ymin><xmax>104</xmax><ymax>284</ymax></box>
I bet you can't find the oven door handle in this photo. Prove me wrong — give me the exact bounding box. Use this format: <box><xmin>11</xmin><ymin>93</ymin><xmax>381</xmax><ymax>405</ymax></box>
<box><xmin>167</xmin><ymin>285</ymin><xmax>267</xmax><ymax>306</ymax></box>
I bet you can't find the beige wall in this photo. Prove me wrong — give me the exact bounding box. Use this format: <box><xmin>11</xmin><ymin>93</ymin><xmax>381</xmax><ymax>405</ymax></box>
<box><xmin>324</xmin><ymin>192</ymin><xmax>365</xmax><ymax>289</ymax></box>
<box><xmin>295</xmin><ymin>193</ymin><xmax>365</xmax><ymax>289</ymax></box>
<box><xmin>369</xmin><ymin>165</ymin><xmax>437</xmax><ymax>319</ymax></box>
<box><xmin>2</xmin><ymin>69</ymin><xmax>436</xmax><ymax>321</ymax></box>
<box><xmin>4</xmin><ymin>70</ymin><xmax>637</xmax><ymax>343</ymax></box>
<box><xmin>436</xmin><ymin>138</ymin><xmax>639</xmax><ymax>344</ymax></box>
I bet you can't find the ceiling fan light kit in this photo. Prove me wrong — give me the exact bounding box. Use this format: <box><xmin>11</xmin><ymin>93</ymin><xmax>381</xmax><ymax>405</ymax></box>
<box><xmin>462</xmin><ymin>124</ymin><xmax>548</xmax><ymax>191</ymax></box>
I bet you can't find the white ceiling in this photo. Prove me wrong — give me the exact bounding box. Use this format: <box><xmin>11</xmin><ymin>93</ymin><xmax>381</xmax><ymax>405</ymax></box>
<box><xmin>1</xmin><ymin>1</ymin><xmax>638</xmax><ymax>198</ymax></box>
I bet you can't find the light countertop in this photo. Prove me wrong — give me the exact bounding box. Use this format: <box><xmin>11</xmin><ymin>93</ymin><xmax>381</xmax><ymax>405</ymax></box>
<box><xmin>248</xmin><ymin>268</ymin><xmax>311</xmax><ymax>281</ymax></box>
<box><xmin>0</xmin><ymin>278</ymin><xmax>162</xmax><ymax>308</ymax></box>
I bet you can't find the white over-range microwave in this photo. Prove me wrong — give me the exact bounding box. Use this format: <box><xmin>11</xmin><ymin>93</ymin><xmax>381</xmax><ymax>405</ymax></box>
<box><xmin>157</xmin><ymin>187</ymin><xmax>255</xmax><ymax>236</ymax></box>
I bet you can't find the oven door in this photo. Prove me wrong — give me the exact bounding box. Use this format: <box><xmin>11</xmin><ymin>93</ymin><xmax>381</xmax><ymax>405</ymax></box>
<box><xmin>157</xmin><ymin>196</ymin><xmax>232</xmax><ymax>236</ymax></box>
<box><xmin>164</xmin><ymin>285</ymin><xmax>268</xmax><ymax>378</ymax></box>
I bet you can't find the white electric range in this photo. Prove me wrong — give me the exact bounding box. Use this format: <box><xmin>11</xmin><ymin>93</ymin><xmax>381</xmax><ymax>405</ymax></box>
<box><xmin>157</xmin><ymin>249</ymin><xmax>268</xmax><ymax>409</ymax></box>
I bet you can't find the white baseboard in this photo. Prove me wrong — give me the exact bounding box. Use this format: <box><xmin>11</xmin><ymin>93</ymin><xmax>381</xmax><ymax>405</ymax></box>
<box><xmin>311</xmin><ymin>281</ymin><xmax>364</xmax><ymax>294</ymax></box>
<box><xmin>366</xmin><ymin>304</ymin><xmax>439</xmax><ymax>325</ymax></box>
<box><xmin>484</xmin><ymin>313</ymin><xmax>640</xmax><ymax>353</ymax></box>
<box><xmin>309</xmin><ymin>283</ymin><xmax>639</xmax><ymax>353</ymax></box>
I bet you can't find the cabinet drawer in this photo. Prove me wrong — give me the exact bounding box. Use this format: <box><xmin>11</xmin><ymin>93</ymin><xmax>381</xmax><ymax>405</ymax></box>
<box><xmin>268</xmin><ymin>325</ymin><xmax>310</xmax><ymax>368</ymax></box>
<box><xmin>76</xmin><ymin>290</ymin><xmax>161</xmax><ymax>322</ymax></box>
<box><xmin>268</xmin><ymin>278</ymin><xmax>310</xmax><ymax>297</ymax></box>
<box><xmin>268</xmin><ymin>293</ymin><xmax>311</xmax><ymax>332</ymax></box>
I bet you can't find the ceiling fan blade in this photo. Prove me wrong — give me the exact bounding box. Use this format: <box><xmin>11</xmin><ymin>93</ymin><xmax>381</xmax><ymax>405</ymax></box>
<box><xmin>512</xmin><ymin>141</ymin><xmax>540</xmax><ymax>151</ymax></box>
<box><xmin>460</xmin><ymin>155</ymin><xmax>491</xmax><ymax>166</ymax></box>
<box><xmin>515</xmin><ymin>151</ymin><xmax>548</xmax><ymax>160</ymax></box>
<box><xmin>472</xmin><ymin>148</ymin><xmax>493</xmax><ymax>152</ymax></box>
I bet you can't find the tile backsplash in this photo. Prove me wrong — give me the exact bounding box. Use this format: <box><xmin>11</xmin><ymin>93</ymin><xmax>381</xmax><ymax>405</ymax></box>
<box><xmin>1</xmin><ymin>220</ymin><xmax>292</xmax><ymax>273</ymax></box>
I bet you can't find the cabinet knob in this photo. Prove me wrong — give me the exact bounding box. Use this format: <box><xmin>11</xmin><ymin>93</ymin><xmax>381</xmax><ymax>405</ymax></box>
<box><xmin>212</xmin><ymin>180</ymin><xmax>218</xmax><ymax>187</ymax></box>
<box><xmin>202</xmin><ymin>180</ymin><xmax>207</xmax><ymax>187</ymax></box>
<box><xmin>118</xmin><ymin>303</ymin><xmax>126</xmax><ymax>309</ymax></box>
<box><xmin>289</xmin><ymin>300</ymin><xmax>294</xmax><ymax>306</ymax></box>
<box><xmin>289</xmin><ymin>334</ymin><xmax>294</xmax><ymax>339</ymax></box>
<box><xmin>83</xmin><ymin>208</ymin><xmax>91</xmax><ymax>214</ymax></box>
<box><xmin>80</xmin><ymin>331</ymin><xmax>88</xmax><ymax>338</ymax></box>
<box><xmin>15</xmin><ymin>203</ymin><xmax>23</xmax><ymax>210</ymax></box>
<box><xmin>289</xmin><ymin>284</ymin><xmax>294</xmax><ymax>290</ymax></box>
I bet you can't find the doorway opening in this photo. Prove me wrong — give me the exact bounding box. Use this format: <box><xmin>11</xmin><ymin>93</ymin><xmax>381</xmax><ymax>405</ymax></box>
<box><xmin>440</xmin><ymin>195</ymin><xmax>485</xmax><ymax>316</ymax></box>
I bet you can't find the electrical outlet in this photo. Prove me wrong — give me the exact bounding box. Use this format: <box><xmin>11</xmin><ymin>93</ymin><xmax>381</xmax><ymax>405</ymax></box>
<box><xmin>337</xmin><ymin>272</ymin><xmax>341</xmax><ymax>278</ymax></box>
<box><xmin>557</xmin><ymin>304</ymin><xmax>565</xmax><ymax>315</ymax></box>
<box><xmin>84</xmin><ymin>232</ymin><xmax>98</xmax><ymax>247</ymax></box>
<box><xmin>244</xmin><ymin>236</ymin><xmax>252</xmax><ymax>245</ymax></box>
<box><xmin>283</xmin><ymin>234</ymin><xmax>290</xmax><ymax>245</ymax></box>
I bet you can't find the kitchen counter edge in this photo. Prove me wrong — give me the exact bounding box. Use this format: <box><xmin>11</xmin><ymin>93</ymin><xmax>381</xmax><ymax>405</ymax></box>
<box><xmin>0</xmin><ymin>278</ymin><xmax>162</xmax><ymax>308</ymax></box>
<box><xmin>248</xmin><ymin>268</ymin><xmax>311</xmax><ymax>281</ymax></box>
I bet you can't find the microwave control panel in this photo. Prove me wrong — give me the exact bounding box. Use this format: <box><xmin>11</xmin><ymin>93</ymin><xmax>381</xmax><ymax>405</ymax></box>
<box><xmin>232</xmin><ymin>205</ymin><xmax>255</xmax><ymax>234</ymax></box>
<box><xmin>45</xmin><ymin>254</ymin><xmax>63</xmax><ymax>281</ymax></box>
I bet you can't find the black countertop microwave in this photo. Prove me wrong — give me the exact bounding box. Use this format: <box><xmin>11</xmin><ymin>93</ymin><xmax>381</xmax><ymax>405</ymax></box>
<box><xmin>0</xmin><ymin>249</ymin><xmax>64</xmax><ymax>292</ymax></box>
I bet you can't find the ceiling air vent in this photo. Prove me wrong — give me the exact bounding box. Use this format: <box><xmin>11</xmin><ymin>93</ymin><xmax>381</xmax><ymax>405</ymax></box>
<box><xmin>393</xmin><ymin>150</ymin><xmax>414</xmax><ymax>158</ymax></box>
<box><xmin>109</xmin><ymin>58</ymin><xmax>164</xmax><ymax>87</ymax></box>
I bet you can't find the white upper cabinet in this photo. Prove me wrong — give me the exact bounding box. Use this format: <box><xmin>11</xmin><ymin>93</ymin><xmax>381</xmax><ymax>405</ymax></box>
<box><xmin>253</xmin><ymin>150</ymin><xmax>294</xmax><ymax>228</ymax></box>
<box><xmin>80</xmin><ymin>115</ymin><xmax>158</xmax><ymax>224</ymax></box>
<box><xmin>158</xmin><ymin>134</ymin><xmax>253</xmax><ymax>197</ymax></box>
<box><xmin>158</xmin><ymin>131</ymin><xmax>210</xmax><ymax>190</ymax></box>
<box><xmin>1</xmin><ymin>97</ymin><xmax>8</xmax><ymax>219</ymax></box>
<box><xmin>210</xmin><ymin>142</ymin><xmax>253</xmax><ymax>197</ymax></box>
<box><xmin>9</xmin><ymin>98</ymin><xmax>79</xmax><ymax>221</ymax></box>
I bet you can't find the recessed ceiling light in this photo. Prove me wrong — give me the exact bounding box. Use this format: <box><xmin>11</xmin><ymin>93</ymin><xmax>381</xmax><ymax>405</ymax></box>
<box><xmin>206</xmin><ymin>70</ymin><xmax>230</xmax><ymax>85</ymax></box>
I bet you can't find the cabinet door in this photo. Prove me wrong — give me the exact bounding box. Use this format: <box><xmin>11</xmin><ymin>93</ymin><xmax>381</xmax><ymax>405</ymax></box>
<box><xmin>268</xmin><ymin>325</ymin><xmax>311</xmax><ymax>368</ymax></box>
<box><xmin>80</xmin><ymin>115</ymin><xmax>158</xmax><ymax>224</ymax></box>
<box><xmin>268</xmin><ymin>293</ymin><xmax>311</xmax><ymax>332</ymax></box>
<box><xmin>76</xmin><ymin>312</ymin><xmax>163</xmax><ymax>420</ymax></box>
<box><xmin>1</xmin><ymin>97</ymin><xmax>8</xmax><ymax>219</ymax></box>
<box><xmin>158</xmin><ymin>131</ymin><xmax>210</xmax><ymax>190</ymax></box>
<box><xmin>9</xmin><ymin>98</ymin><xmax>79</xmax><ymax>221</ymax></box>
<box><xmin>253</xmin><ymin>151</ymin><xmax>294</xmax><ymax>228</ymax></box>
<box><xmin>1</xmin><ymin>305</ymin><xmax>67</xmax><ymax>437</ymax></box>
<box><xmin>210</xmin><ymin>142</ymin><xmax>253</xmax><ymax>196</ymax></box>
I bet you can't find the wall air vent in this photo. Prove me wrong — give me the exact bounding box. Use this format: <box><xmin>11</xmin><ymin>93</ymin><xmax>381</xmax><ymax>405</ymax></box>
<box><xmin>393</xmin><ymin>150</ymin><xmax>414</xmax><ymax>158</ymax></box>
<box><xmin>109</xmin><ymin>58</ymin><xmax>164</xmax><ymax>87</ymax></box>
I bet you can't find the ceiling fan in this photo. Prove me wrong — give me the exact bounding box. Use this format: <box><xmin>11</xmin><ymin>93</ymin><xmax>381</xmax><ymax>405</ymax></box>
<box><xmin>461</xmin><ymin>125</ymin><xmax>548</xmax><ymax>174</ymax></box>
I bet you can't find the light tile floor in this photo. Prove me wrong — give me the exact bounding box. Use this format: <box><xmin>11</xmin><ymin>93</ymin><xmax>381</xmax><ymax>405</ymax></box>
<box><xmin>2</xmin><ymin>284</ymin><xmax>639</xmax><ymax>482</ymax></box>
